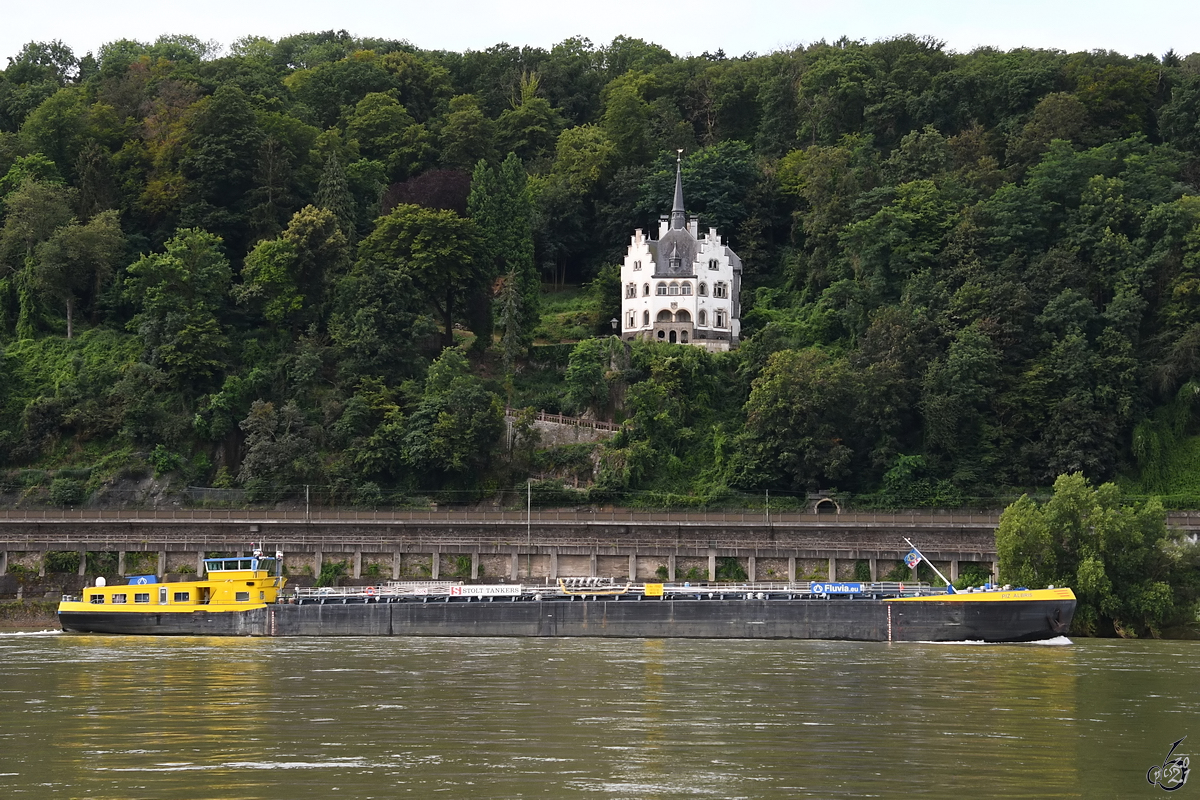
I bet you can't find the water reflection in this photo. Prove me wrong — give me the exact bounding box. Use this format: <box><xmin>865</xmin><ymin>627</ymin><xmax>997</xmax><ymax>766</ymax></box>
<box><xmin>0</xmin><ymin>634</ymin><xmax>1195</xmax><ymax>798</ymax></box>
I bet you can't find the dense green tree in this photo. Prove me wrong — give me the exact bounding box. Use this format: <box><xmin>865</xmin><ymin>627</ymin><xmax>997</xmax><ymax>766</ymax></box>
<box><xmin>439</xmin><ymin>94</ymin><xmax>498</xmax><ymax>170</ymax></box>
<box><xmin>236</xmin><ymin>205</ymin><xmax>348</xmax><ymax>330</ymax></box>
<box><xmin>496</xmin><ymin>73</ymin><xmax>563</xmax><ymax>162</ymax></box>
<box><xmin>315</xmin><ymin>151</ymin><xmax>357</xmax><ymax>241</ymax></box>
<box><xmin>238</xmin><ymin>398</ymin><xmax>320</xmax><ymax>497</ymax></box>
<box><xmin>32</xmin><ymin>209</ymin><xmax>124</xmax><ymax>338</ymax></box>
<box><xmin>17</xmin><ymin>88</ymin><xmax>93</xmax><ymax>179</ymax></box>
<box><xmin>178</xmin><ymin>84</ymin><xmax>263</xmax><ymax>257</ymax></box>
<box><xmin>344</xmin><ymin>92</ymin><xmax>433</xmax><ymax>182</ymax></box>
<box><xmin>637</xmin><ymin>142</ymin><xmax>760</xmax><ymax>242</ymax></box>
<box><xmin>468</xmin><ymin>153</ymin><xmax>539</xmax><ymax>351</ymax></box>
<box><xmin>535</xmin><ymin>123</ymin><xmax>618</xmax><ymax>280</ymax></box>
<box><xmin>123</xmin><ymin>227</ymin><xmax>231</xmax><ymax>388</ymax></box>
<box><xmin>328</xmin><ymin>253</ymin><xmax>431</xmax><ymax>385</ymax></box>
<box><xmin>997</xmin><ymin>472</ymin><xmax>1200</xmax><ymax>637</ymax></box>
<box><xmin>356</xmin><ymin>203</ymin><xmax>483</xmax><ymax>346</ymax></box>
<box><xmin>737</xmin><ymin>347</ymin><xmax>863</xmax><ymax>490</ymax></box>
<box><xmin>1</xmin><ymin>41</ymin><xmax>78</xmax><ymax>131</ymax></box>
<box><xmin>601</xmin><ymin>71</ymin><xmax>653</xmax><ymax>167</ymax></box>
<box><xmin>541</xmin><ymin>37</ymin><xmax>605</xmax><ymax>126</ymax></box>
<box><xmin>401</xmin><ymin>347</ymin><xmax>504</xmax><ymax>482</ymax></box>
<box><xmin>0</xmin><ymin>177</ymin><xmax>76</xmax><ymax>337</ymax></box>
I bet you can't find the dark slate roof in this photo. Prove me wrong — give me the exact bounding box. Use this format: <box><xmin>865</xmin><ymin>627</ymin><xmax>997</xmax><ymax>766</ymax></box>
<box><xmin>654</xmin><ymin>228</ymin><xmax>698</xmax><ymax>277</ymax></box>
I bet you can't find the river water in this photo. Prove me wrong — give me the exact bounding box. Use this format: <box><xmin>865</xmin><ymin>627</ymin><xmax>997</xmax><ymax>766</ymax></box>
<box><xmin>0</xmin><ymin>632</ymin><xmax>1194</xmax><ymax>799</ymax></box>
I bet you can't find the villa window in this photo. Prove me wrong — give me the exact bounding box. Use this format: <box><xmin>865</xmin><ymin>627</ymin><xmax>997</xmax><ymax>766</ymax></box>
<box><xmin>643</xmin><ymin>284</ymin><xmax>650</xmax><ymax>296</ymax></box>
<box><xmin>698</xmin><ymin>310</ymin><xmax>707</xmax><ymax>326</ymax></box>
<box><xmin>709</xmin><ymin>259</ymin><xmax>719</xmax><ymax>270</ymax></box>
<box><xmin>698</xmin><ymin>283</ymin><xmax>707</xmax><ymax>296</ymax></box>
<box><xmin>633</xmin><ymin>260</ymin><xmax>642</xmax><ymax>270</ymax></box>
<box><xmin>643</xmin><ymin>310</ymin><xmax>650</xmax><ymax>325</ymax></box>
<box><xmin>627</xmin><ymin>313</ymin><xmax>635</xmax><ymax>328</ymax></box>
<box><xmin>716</xmin><ymin>312</ymin><xmax>725</xmax><ymax>327</ymax></box>
<box><xmin>681</xmin><ymin>283</ymin><xmax>692</xmax><ymax>296</ymax></box>
<box><xmin>626</xmin><ymin>283</ymin><xmax>636</xmax><ymax>298</ymax></box>
<box><xmin>714</xmin><ymin>282</ymin><xmax>727</xmax><ymax>298</ymax></box>
<box><xmin>668</xmin><ymin>282</ymin><xmax>680</xmax><ymax>296</ymax></box>
<box><xmin>656</xmin><ymin>282</ymin><xmax>667</xmax><ymax>296</ymax></box>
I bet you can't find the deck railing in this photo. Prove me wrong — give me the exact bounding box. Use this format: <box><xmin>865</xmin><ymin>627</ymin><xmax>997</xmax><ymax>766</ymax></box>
<box><xmin>505</xmin><ymin>407</ymin><xmax>621</xmax><ymax>432</ymax></box>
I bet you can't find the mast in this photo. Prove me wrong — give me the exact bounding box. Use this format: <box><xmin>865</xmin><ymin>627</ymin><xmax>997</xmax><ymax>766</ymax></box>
<box><xmin>904</xmin><ymin>538</ymin><xmax>956</xmax><ymax>593</ymax></box>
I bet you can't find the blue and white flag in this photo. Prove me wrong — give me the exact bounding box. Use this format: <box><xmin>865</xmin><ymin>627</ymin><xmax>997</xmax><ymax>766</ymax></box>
<box><xmin>904</xmin><ymin>549</ymin><xmax>922</xmax><ymax>569</ymax></box>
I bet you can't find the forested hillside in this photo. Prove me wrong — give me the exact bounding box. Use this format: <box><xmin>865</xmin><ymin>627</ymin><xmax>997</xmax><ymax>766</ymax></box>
<box><xmin>2</xmin><ymin>32</ymin><xmax>1200</xmax><ymax>508</ymax></box>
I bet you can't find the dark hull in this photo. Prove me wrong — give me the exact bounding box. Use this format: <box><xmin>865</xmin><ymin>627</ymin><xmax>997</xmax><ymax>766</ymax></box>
<box><xmin>59</xmin><ymin>596</ymin><xmax>1075</xmax><ymax>642</ymax></box>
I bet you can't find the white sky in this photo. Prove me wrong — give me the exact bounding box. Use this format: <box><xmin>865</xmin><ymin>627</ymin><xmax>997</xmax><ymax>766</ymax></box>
<box><xmin>3</xmin><ymin>0</ymin><xmax>1199</xmax><ymax>65</ymax></box>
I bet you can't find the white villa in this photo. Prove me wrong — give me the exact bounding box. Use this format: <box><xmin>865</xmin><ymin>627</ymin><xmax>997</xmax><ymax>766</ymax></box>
<box><xmin>619</xmin><ymin>156</ymin><xmax>742</xmax><ymax>350</ymax></box>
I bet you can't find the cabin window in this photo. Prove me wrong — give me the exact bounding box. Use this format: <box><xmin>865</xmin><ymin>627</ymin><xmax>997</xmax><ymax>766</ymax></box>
<box><xmin>134</xmin><ymin>593</ymin><xmax>150</xmax><ymax>604</ymax></box>
<box><xmin>173</xmin><ymin>591</ymin><xmax>190</xmax><ymax>602</ymax></box>
<box><xmin>260</xmin><ymin>591</ymin><xmax>265</xmax><ymax>600</ymax></box>
<box><xmin>236</xmin><ymin>591</ymin><xmax>251</xmax><ymax>602</ymax></box>
<box><xmin>89</xmin><ymin>594</ymin><xmax>104</xmax><ymax>604</ymax></box>
<box><xmin>112</xmin><ymin>593</ymin><xmax>127</xmax><ymax>604</ymax></box>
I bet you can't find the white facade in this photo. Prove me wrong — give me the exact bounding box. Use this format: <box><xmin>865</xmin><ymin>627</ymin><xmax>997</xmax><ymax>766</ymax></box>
<box><xmin>619</xmin><ymin>161</ymin><xmax>742</xmax><ymax>350</ymax></box>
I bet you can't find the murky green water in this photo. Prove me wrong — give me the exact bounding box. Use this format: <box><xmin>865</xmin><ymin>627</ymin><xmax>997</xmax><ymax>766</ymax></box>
<box><xmin>0</xmin><ymin>632</ymin><xmax>1194</xmax><ymax>798</ymax></box>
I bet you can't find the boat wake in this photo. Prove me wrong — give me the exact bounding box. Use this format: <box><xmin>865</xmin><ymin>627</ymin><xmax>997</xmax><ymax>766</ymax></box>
<box><xmin>0</xmin><ymin>629</ymin><xmax>62</xmax><ymax>637</ymax></box>
<box><xmin>917</xmin><ymin>636</ymin><xmax>1073</xmax><ymax>646</ymax></box>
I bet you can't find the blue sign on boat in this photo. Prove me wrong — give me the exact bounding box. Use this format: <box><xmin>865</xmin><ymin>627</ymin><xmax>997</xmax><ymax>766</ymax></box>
<box><xmin>128</xmin><ymin>575</ymin><xmax>158</xmax><ymax>585</ymax></box>
<box><xmin>809</xmin><ymin>582</ymin><xmax>863</xmax><ymax>594</ymax></box>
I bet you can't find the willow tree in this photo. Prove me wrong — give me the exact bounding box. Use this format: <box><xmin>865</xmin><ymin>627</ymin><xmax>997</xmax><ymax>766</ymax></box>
<box><xmin>996</xmin><ymin>472</ymin><xmax>1200</xmax><ymax>637</ymax></box>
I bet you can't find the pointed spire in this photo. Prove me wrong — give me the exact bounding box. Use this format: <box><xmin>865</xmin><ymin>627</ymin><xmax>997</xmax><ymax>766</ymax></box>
<box><xmin>670</xmin><ymin>149</ymin><xmax>685</xmax><ymax>230</ymax></box>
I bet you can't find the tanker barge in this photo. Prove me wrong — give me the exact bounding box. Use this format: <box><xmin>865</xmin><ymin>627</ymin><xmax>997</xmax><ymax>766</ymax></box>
<box><xmin>58</xmin><ymin>552</ymin><xmax>1076</xmax><ymax>642</ymax></box>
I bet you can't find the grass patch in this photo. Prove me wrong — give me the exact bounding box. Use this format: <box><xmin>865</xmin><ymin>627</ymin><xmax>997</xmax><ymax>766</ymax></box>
<box><xmin>533</xmin><ymin>285</ymin><xmax>602</xmax><ymax>344</ymax></box>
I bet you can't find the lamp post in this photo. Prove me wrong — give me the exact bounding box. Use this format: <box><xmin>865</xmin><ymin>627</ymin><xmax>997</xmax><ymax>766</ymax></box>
<box><xmin>610</xmin><ymin>317</ymin><xmax>619</xmax><ymax>334</ymax></box>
